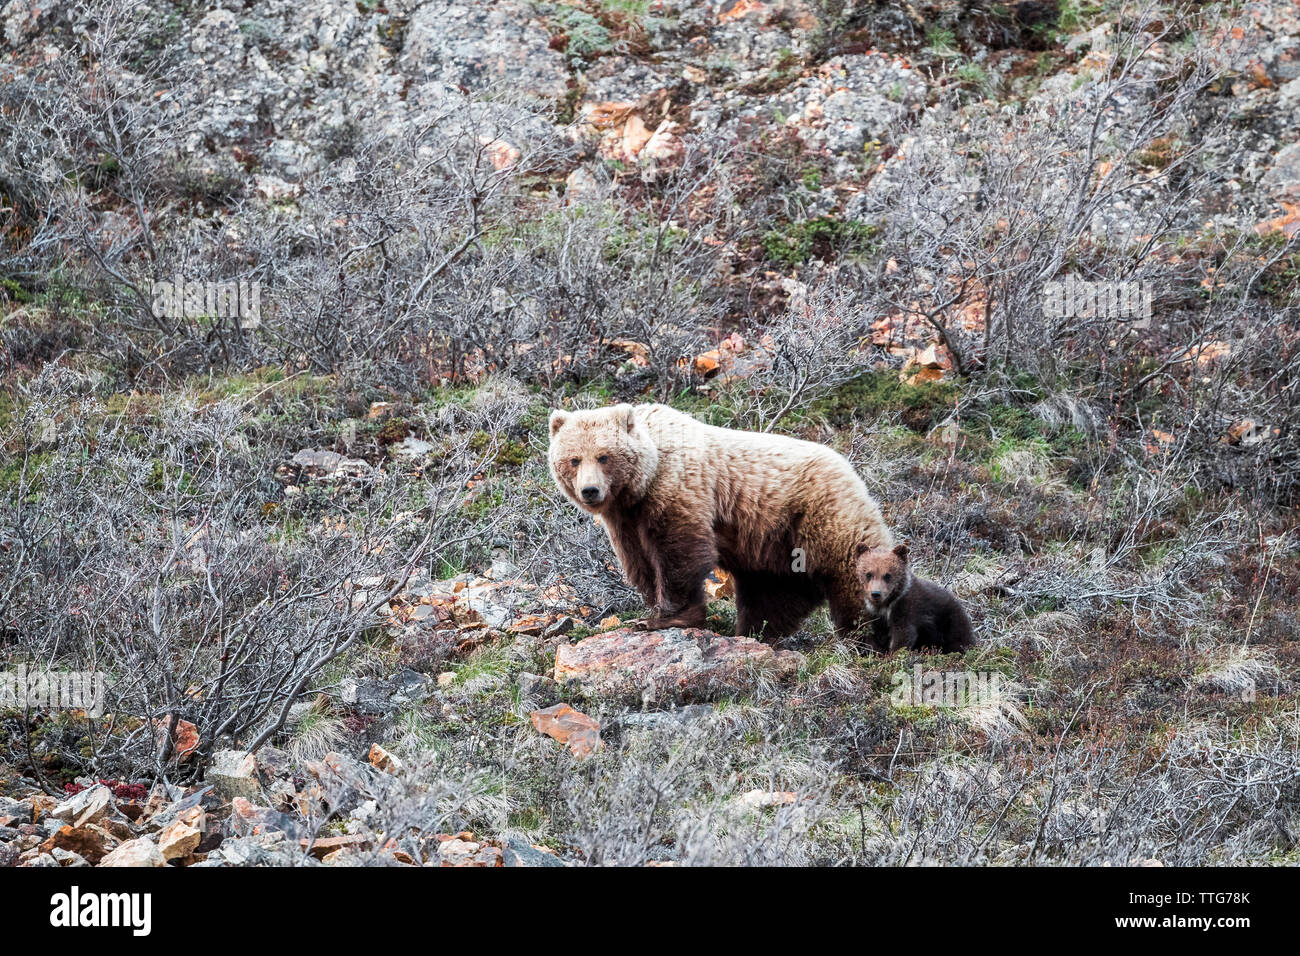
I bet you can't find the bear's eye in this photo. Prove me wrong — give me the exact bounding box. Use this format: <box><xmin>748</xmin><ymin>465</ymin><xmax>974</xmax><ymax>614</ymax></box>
<box><xmin>883</xmin><ymin>574</ymin><xmax>892</xmax><ymax>582</ymax></box>
<box><xmin>569</xmin><ymin>457</ymin><xmax>580</xmax><ymax>468</ymax></box>
<box><xmin>863</xmin><ymin>572</ymin><xmax>872</xmax><ymax>580</ymax></box>
<box><xmin>597</xmin><ymin>454</ymin><xmax>608</xmax><ymax>464</ymax></box>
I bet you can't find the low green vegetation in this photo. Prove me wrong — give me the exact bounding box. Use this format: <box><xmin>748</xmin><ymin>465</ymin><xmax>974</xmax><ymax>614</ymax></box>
<box><xmin>808</xmin><ymin>368</ymin><xmax>959</xmax><ymax>431</ymax></box>
<box><xmin>761</xmin><ymin>217</ymin><xmax>879</xmax><ymax>267</ymax></box>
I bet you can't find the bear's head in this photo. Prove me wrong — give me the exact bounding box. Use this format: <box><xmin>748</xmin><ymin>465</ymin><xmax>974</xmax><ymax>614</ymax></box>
<box><xmin>548</xmin><ymin>403</ymin><xmax>660</xmax><ymax>512</ymax></box>
<box><xmin>854</xmin><ymin>543</ymin><xmax>912</xmax><ymax>611</ymax></box>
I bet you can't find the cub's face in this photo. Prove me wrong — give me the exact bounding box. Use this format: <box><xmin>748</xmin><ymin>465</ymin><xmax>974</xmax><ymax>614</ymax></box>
<box><xmin>855</xmin><ymin>544</ymin><xmax>911</xmax><ymax>610</ymax></box>
<box><xmin>548</xmin><ymin>404</ymin><xmax>658</xmax><ymax>512</ymax></box>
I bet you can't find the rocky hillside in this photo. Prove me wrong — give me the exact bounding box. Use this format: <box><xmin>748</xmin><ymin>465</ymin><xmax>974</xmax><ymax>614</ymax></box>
<box><xmin>1</xmin><ymin>0</ymin><xmax>1298</xmax><ymax>866</ymax></box>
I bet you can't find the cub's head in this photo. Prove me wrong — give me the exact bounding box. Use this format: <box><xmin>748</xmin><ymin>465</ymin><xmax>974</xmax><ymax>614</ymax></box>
<box><xmin>854</xmin><ymin>543</ymin><xmax>912</xmax><ymax>611</ymax></box>
<box><xmin>548</xmin><ymin>403</ymin><xmax>659</xmax><ymax>512</ymax></box>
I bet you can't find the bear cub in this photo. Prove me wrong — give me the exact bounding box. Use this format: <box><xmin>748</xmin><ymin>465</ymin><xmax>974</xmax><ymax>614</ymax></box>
<box><xmin>854</xmin><ymin>544</ymin><xmax>973</xmax><ymax>653</ymax></box>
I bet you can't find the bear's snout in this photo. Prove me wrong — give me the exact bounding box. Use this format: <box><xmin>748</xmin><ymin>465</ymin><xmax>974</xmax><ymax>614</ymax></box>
<box><xmin>581</xmin><ymin>485</ymin><xmax>603</xmax><ymax>504</ymax></box>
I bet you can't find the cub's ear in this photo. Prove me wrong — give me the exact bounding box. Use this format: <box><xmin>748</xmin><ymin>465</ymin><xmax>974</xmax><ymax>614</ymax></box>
<box><xmin>853</xmin><ymin>542</ymin><xmax>871</xmax><ymax>557</ymax></box>
<box><xmin>892</xmin><ymin>544</ymin><xmax>910</xmax><ymax>561</ymax></box>
<box><xmin>549</xmin><ymin>410</ymin><xmax>569</xmax><ymax>437</ymax></box>
<box><xmin>614</xmin><ymin>402</ymin><xmax>636</xmax><ymax>433</ymax></box>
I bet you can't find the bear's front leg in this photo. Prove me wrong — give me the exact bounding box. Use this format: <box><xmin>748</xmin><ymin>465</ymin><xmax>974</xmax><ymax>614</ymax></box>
<box><xmin>642</xmin><ymin>524</ymin><xmax>716</xmax><ymax>631</ymax></box>
<box><xmin>600</xmin><ymin>509</ymin><xmax>660</xmax><ymax>619</ymax></box>
<box><xmin>887</xmin><ymin>620</ymin><xmax>918</xmax><ymax>654</ymax></box>
<box><xmin>827</xmin><ymin>574</ymin><xmax>870</xmax><ymax>642</ymax></box>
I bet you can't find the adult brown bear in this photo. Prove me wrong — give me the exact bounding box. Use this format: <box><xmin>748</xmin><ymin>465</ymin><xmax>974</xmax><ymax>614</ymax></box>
<box><xmin>548</xmin><ymin>403</ymin><xmax>892</xmax><ymax>639</ymax></box>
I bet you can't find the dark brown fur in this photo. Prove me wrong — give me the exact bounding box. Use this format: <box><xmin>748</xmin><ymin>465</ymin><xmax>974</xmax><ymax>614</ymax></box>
<box><xmin>854</xmin><ymin>544</ymin><xmax>974</xmax><ymax>653</ymax></box>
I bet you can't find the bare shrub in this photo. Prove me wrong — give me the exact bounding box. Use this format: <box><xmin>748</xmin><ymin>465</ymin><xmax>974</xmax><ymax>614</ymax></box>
<box><xmin>0</xmin><ymin>367</ymin><xmax>521</xmax><ymax>785</ymax></box>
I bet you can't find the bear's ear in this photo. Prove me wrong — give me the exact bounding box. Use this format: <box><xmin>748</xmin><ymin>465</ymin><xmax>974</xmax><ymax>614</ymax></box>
<box><xmin>614</xmin><ymin>403</ymin><xmax>636</xmax><ymax>434</ymax></box>
<box><xmin>549</xmin><ymin>410</ymin><xmax>569</xmax><ymax>437</ymax></box>
<box><xmin>892</xmin><ymin>544</ymin><xmax>910</xmax><ymax>561</ymax></box>
<box><xmin>853</xmin><ymin>542</ymin><xmax>871</xmax><ymax>557</ymax></box>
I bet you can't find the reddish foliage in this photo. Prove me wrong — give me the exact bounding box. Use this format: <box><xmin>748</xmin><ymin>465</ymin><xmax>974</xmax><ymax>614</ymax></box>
<box><xmin>63</xmin><ymin>778</ymin><xmax>150</xmax><ymax>801</ymax></box>
<box><xmin>342</xmin><ymin>712</ymin><xmax>377</xmax><ymax>736</ymax></box>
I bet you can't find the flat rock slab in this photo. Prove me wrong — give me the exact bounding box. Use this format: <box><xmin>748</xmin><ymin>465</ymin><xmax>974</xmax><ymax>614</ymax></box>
<box><xmin>554</xmin><ymin>628</ymin><xmax>803</xmax><ymax>703</ymax></box>
<box><xmin>99</xmin><ymin>837</ymin><xmax>166</xmax><ymax>868</ymax></box>
<box><xmin>51</xmin><ymin>784</ymin><xmax>114</xmax><ymax>829</ymax></box>
<box><xmin>529</xmin><ymin>703</ymin><xmax>602</xmax><ymax>758</ymax></box>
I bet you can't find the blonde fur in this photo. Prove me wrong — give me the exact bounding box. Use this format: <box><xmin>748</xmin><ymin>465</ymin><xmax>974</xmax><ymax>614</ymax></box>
<box><xmin>549</xmin><ymin>403</ymin><xmax>893</xmax><ymax>638</ymax></box>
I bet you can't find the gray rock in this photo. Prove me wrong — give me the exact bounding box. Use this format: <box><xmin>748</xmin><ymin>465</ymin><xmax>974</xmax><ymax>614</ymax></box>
<box><xmin>306</xmin><ymin>751</ymin><xmax>384</xmax><ymax>816</ymax></box>
<box><xmin>50</xmin><ymin>847</ymin><xmax>91</xmax><ymax>867</ymax></box>
<box><xmin>391</xmin><ymin>435</ymin><xmax>435</xmax><ymax>459</ymax></box>
<box><xmin>1</xmin><ymin>0</ymin><xmax>48</xmax><ymax>46</ymax></box>
<box><xmin>99</xmin><ymin>837</ymin><xmax>166</xmax><ymax>868</ymax></box>
<box><xmin>230</xmin><ymin>801</ymin><xmax>306</xmax><ymax>841</ymax></box>
<box><xmin>249</xmin><ymin>748</ymin><xmax>289</xmax><ymax>785</ymax></box>
<box><xmin>0</xmin><ymin>797</ymin><xmax>31</xmax><ymax>825</ymax></box>
<box><xmin>518</xmin><ymin>671</ymin><xmax>559</xmax><ymax>702</ymax></box>
<box><xmin>212</xmin><ymin>835</ymin><xmax>312</xmax><ymax>867</ymax></box>
<box><xmin>461</xmin><ymin>592</ymin><xmax>512</xmax><ymax>630</ymax></box>
<box><xmin>581</xmin><ymin>56</ymin><xmax>675</xmax><ymax>104</ymax></box>
<box><xmin>392</xmin><ymin>668</ymin><xmax>430</xmax><ymax>706</ymax></box>
<box><xmin>1279</xmin><ymin>76</ymin><xmax>1300</xmax><ymax>114</ymax></box>
<box><xmin>773</xmin><ymin>53</ymin><xmax>926</xmax><ymax>171</ymax></box>
<box><xmin>618</xmin><ymin>704</ymin><xmax>714</xmax><ymax>731</ymax></box>
<box><xmin>502</xmin><ymin>836</ymin><xmax>567</xmax><ymax>868</ymax></box>
<box><xmin>400</xmin><ymin>1</ymin><xmax>568</xmax><ymax>99</ymax></box>
<box><xmin>487</xmin><ymin>557</ymin><xmax>519</xmax><ymax>580</ymax></box>
<box><xmin>143</xmin><ymin>785</ymin><xmax>212</xmax><ymax>833</ymax></box>
<box><xmin>543</xmin><ymin>615</ymin><xmax>576</xmax><ymax>640</ymax></box>
<box><xmin>349</xmin><ymin>799</ymin><xmax>380</xmax><ymax>827</ymax></box>
<box><xmin>290</xmin><ymin>448</ymin><xmax>371</xmax><ymax>479</ymax></box>
<box><xmin>342</xmin><ymin>677</ymin><xmax>398</xmax><ymax>716</ymax></box>
<box><xmin>1261</xmin><ymin>141</ymin><xmax>1300</xmax><ymax>202</ymax></box>
<box><xmin>51</xmin><ymin>784</ymin><xmax>114</xmax><ymax>828</ymax></box>
<box><xmin>206</xmin><ymin>750</ymin><xmax>264</xmax><ymax>802</ymax></box>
